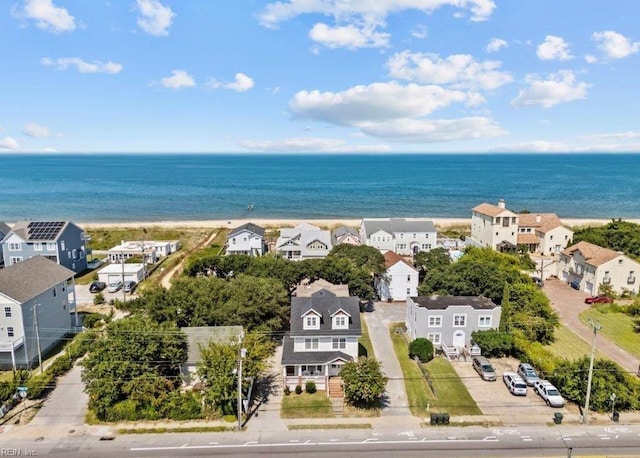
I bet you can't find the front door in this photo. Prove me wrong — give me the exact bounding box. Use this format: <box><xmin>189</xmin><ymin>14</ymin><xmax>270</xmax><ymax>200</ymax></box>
<box><xmin>452</xmin><ymin>330</ymin><xmax>465</xmax><ymax>348</ymax></box>
<box><xmin>329</xmin><ymin>363</ymin><xmax>342</xmax><ymax>376</ymax></box>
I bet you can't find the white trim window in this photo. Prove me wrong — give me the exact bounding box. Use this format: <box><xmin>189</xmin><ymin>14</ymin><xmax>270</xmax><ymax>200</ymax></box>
<box><xmin>332</xmin><ymin>338</ymin><xmax>346</xmax><ymax>349</ymax></box>
<box><xmin>478</xmin><ymin>316</ymin><xmax>492</xmax><ymax>327</ymax></box>
<box><xmin>453</xmin><ymin>314</ymin><xmax>467</xmax><ymax>327</ymax></box>
<box><xmin>4</xmin><ymin>307</ymin><xmax>11</xmax><ymax>317</ymax></box>
<box><xmin>304</xmin><ymin>338</ymin><xmax>319</xmax><ymax>350</ymax></box>
<box><xmin>46</xmin><ymin>242</ymin><xmax>56</xmax><ymax>250</ymax></box>
<box><xmin>428</xmin><ymin>315</ymin><xmax>442</xmax><ymax>327</ymax></box>
<box><xmin>304</xmin><ymin>315</ymin><xmax>320</xmax><ymax>330</ymax></box>
<box><xmin>427</xmin><ymin>333</ymin><xmax>441</xmax><ymax>344</ymax></box>
<box><xmin>333</xmin><ymin>315</ymin><xmax>348</xmax><ymax>329</ymax></box>
<box><xmin>7</xmin><ymin>327</ymin><xmax>14</xmax><ymax>338</ymax></box>
<box><xmin>33</xmin><ymin>242</ymin><xmax>43</xmax><ymax>251</ymax></box>
<box><xmin>8</xmin><ymin>242</ymin><xmax>21</xmax><ymax>251</ymax></box>
<box><xmin>9</xmin><ymin>257</ymin><xmax>23</xmax><ymax>265</ymax></box>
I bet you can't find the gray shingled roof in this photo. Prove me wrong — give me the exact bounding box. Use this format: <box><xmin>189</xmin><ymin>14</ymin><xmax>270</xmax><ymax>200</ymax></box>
<box><xmin>290</xmin><ymin>289</ymin><xmax>361</xmax><ymax>337</ymax></box>
<box><xmin>228</xmin><ymin>223</ymin><xmax>265</xmax><ymax>238</ymax></box>
<box><xmin>0</xmin><ymin>256</ymin><xmax>75</xmax><ymax>303</ymax></box>
<box><xmin>0</xmin><ymin>222</ymin><xmax>10</xmax><ymax>239</ymax></box>
<box><xmin>281</xmin><ymin>336</ymin><xmax>354</xmax><ymax>365</ymax></box>
<box><xmin>362</xmin><ymin>218</ymin><xmax>436</xmax><ymax>235</ymax></box>
<box><xmin>410</xmin><ymin>296</ymin><xmax>498</xmax><ymax>310</ymax></box>
<box><xmin>182</xmin><ymin>326</ymin><xmax>244</xmax><ymax>364</ymax></box>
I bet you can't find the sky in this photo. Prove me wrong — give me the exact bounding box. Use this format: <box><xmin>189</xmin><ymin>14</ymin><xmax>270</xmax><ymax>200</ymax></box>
<box><xmin>1</xmin><ymin>0</ymin><xmax>640</xmax><ymax>153</ymax></box>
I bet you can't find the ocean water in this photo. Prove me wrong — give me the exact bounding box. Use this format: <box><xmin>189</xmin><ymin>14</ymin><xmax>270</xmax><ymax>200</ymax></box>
<box><xmin>0</xmin><ymin>153</ymin><xmax>639</xmax><ymax>222</ymax></box>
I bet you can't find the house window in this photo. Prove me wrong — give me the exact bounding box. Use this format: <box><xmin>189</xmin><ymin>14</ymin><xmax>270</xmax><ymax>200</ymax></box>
<box><xmin>421</xmin><ymin>243</ymin><xmax>431</xmax><ymax>250</ymax></box>
<box><xmin>53</xmin><ymin>287</ymin><xmax>57</xmax><ymax>297</ymax></box>
<box><xmin>428</xmin><ymin>316</ymin><xmax>442</xmax><ymax>327</ymax></box>
<box><xmin>305</xmin><ymin>316</ymin><xmax>318</xmax><ymax>329</ymax></box>
<box><xmin>7</xmin><ymin>327</ymin><xmax>14</xmax><ymax>338</ymax></box>
<box><xmin>478</xmin><ymin>316</ymin><xmax>492</xmax><ymax>327</ymax></box>
<box><xmin>453</xmin><ymin>314</ymin><xmax>466</xmax><ymax>327</ymax></box>
<box><xmin>68</xmin><ymin>251</ymin><xmax>71</xmax><ymax>259</ymax></box>
<box><xmin>301</xmin><ymin>365</ymin><xmax>323</xmax><ymax>376</ymax></box>
<box><xmin>304</xmin><ymin>338</ymin><xmax>319</xmax><ymax>350</ymax></box>
<box><xmin>407</xmin><ymin>275</ymin><xmax>411</xmax><ymax>282</ymax></box>
<box><xmin>550</xmin><ymin>235</ymin><xmax>553</xmax><ymax>240</ymax></box>
<box><xmin>333</xmin><ymin>315</ymin><xmax>347</xmax><ymax>329</ymax></box>
<box><xmin>4</xmin><ymin>307</ymin><xmax>11</xmax><ymax>317</ymax></box>
<box><xmin>406</xmin><ymin>288</ymin><xmax>411</xmax><ymax>295</ymax></box>
<box><xmin>427</xmin><ymin>333</ymin><xmax>441</xmax><ymax>344</ymax></box>
<box><xmin>61</xmin><ymin>241</ymin><xmax>65</xmax><ymax>250</ymax></box>
<box><xmin>332</xmin><ymin>338</ymin><xmax>346</xmax><ymax>349</ymax></box>
<box><xmin>400</xmin><ymin>233</ymin><xmax>404</xmax><ymax>239</ymax></box>
<box><xmin>232</xmin><ymin>237</ymin><xmax>236</xmax><ymax>245</ymax></box>
<box><xmin>413</xmin><ymin>233</ymin><xmax>416</xmax><ymax>239</ymax></box>
<box><xmin>72</xmin><ymin>249</ymin><xmax>77</xmax><ymax>259</ymax></box>
<box><xmin>8</xmin><ymin>242</ymin><xmax>21</xmax><ymax>251</ymax></box>
<box><xmin>9</xmin><ymin>257</ymin><xmax>23</xmax><ymax>265</ymax></box>
<box><xmin>34</xmin><ymin>242</ymin><xmax>43</xmax><ymax>251</ymax></box>
<box><xmin>47</xmin><ymin>242</ymin><xmax>56</xmax><ymax>250</ymax></box>
<box><xmin>495</xmin><ymin>217</ymin><xmax>500</xmax><ymax>224</ymax></box>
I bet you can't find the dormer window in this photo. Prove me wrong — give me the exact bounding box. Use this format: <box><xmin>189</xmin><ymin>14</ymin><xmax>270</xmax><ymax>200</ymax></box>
<box><xmin>332</xmin><ymin>312</ymin><xmax>349</xmax><ymax>330</ymax></box>
<box><xmin>302</xmin><ymin>310</ymin><xmax>321</xmax><ymax>330</ymax></box>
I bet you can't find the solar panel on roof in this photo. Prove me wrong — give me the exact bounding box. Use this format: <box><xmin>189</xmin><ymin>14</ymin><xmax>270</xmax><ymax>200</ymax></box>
<box><xmin>26</xmin><ymin>221</ymin><xmax>65</xmax><ymax>240</ymax></box>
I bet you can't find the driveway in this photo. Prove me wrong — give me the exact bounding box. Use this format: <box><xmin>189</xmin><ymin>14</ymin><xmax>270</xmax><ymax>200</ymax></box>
<box><xmin>451</xmin><ymin>357</ymin><xmax>571</xmax><ymax>419</ymax></box>
<box><xmin>543</xmin><ymin>279</ymin><xmax>640</xmax><ymax>374</ymax></box>
<box><xmin>29</xmin><ymin>363</ymin><xmax>87</xmax><ymax>427</ymax></box>
<box><xmin>362</xmin><ymin>302</ymin><xmax>411</xmax><ymax>417</ymax></box>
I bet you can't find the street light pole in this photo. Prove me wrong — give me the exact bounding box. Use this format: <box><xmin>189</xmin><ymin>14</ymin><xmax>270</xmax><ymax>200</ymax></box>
<box><xmin>237</xmin><ymin>344</ymin><xmax>246</xmax><ymax>430</ymax></box>
<box><xmin>583</xmin><ymin>318</ymin><xmax>602</xmax><ymax>424</ymax></box>
<box><xmin>121</xmin><ymin>249</ymin><xmax>126</xmax><ymax>302</ymax></box>
<box><xmin>33</xmin><ymin>303</ymin><xmax>43</xmax><ymax>375</ymax></box>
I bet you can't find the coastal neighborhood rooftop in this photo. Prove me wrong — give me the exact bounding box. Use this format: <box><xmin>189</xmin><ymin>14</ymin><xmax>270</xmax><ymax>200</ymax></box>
<box><xmin>410</xmin><ymin>295</ymin><xmax>498</xmax><ymax>310</ymax></box>
<box><xmin>0</xmin><ymin>256</ymin><xmax>75</xmax><ymax>303</ymax></box>
<box><xmin>561</xmin><ymin>241</ymin><xmax>622</xmax><ymax>267</ymax></box>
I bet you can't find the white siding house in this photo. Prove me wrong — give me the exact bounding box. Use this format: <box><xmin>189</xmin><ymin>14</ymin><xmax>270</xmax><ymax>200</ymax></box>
<box><xmin>559</xmin><ymin>241</ymin><xmax>640</xmax><ymax>295</ymax></box>
<box><xmin>276</xmin><ymin>223</ymin><xmax>332</xmax><ymax>260</ymax></box>
<box><xmin>376</xmin><ymin>251</ymin><xmax>418</xmax><ymax>302</ymax></box>
<box><xmin>470</xmin><ymin>200</ymin><xmax>518</xmax><ymax>251</ymax></box>
<box><xmin>226</xmin><ymin>223</ymin><xmax>266</xmax><ymax>256</ymax></box>
<box><xmin>97</xmin><ymin>263</ymin><xmax>146</xmax><ymax>285</ymax></box>
<box><xmin>517</xmin><ymin>213</ymin><xmax>573</xmax><ymax>254</ymax></box>
<box><xmin>360</xmin><ymin>218</ymin><xmax>437</xmax><ymax>256</ymax></box>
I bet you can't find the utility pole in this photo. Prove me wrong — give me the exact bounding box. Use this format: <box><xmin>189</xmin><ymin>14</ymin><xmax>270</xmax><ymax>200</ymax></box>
<box><xmin>237</xmin><ymin>341</ymin><xmax>246</xmax><ymax>430</ymax></box>
<box><xmin>121</xmin><ymin>249</ymin><xmax>126</xmax><ymax>302</ymax></box>
<box><xmin>34</xmin><ymin>303</ymin><xmax>43</xmax><ymax>375</ymax></box>
<box><xmin>583</xmin><ymin>318</ymin><xmax>602</xmax><ymax>424</ymax></box>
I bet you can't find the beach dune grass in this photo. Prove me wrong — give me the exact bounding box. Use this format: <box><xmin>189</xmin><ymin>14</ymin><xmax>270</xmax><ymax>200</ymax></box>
<box><xmin>579</xmin><ymin>306</ymin><xmax>640</xmax><ymax>359</ymax></box>
<box><xmin>281</xmin><ymin>391</ymin><xmax>334</xmax><ymax>419</ymax></box>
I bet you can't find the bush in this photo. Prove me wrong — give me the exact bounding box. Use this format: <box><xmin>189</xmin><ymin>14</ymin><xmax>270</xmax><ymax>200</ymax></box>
<box><xmin>408</xmin><ymin>338</ymin><xmax>434</xmax><ymax>363</ymax></box>
<box><xmin>93</xmin><ymin>293</ymin><xmax>105</xmax><ymax>306</ymax></box>
<box><xmin>283</xmin><ymin>386</ymin><xmax>291</xmax><ymax>396</ymax></box>
<box><xmin>471</xmin><ymin>330</ymin><xmax>514</xmax><ymax>358</ymax></box>
<box><xmin>0</xmin><ymin>381</ymin><xmax>15</xmax><ymax>404</ymax></box>
<box><xmin>305</xmin><ymin>381</ymin><xmax>316</xmax><ymax>394</ymax></box>
<box><xmin>625</xmin><ymin>301</ymin><xmax>640</xmax><ymax>316</ymax></box>
<box><xmin>161</xmin><ymin>391</ymin><xmax>202</xmax><ymax>420</ymax></box>
<box><xmin>83</xmin><ymin>313</ymin><xmax>106</xmax><ymax>328</ymax></box>
<box><xmin>295</xmin><ymin>385</ymin><xmax>302</xmax><ymax>395</ymax></box>
<box><xmin>341</xmin><ymin>357</ymin><xmax>387</xmax><ymax>409</ymax></box>
<box><xmin>26</xmin><ymin>373</ymin><xmax>54</xmax><ymax>400</ymax></box>
<box><xmin>48</xmin><ymin>356</ymin><xmax>73</xmax><ymax>377</ymax></box>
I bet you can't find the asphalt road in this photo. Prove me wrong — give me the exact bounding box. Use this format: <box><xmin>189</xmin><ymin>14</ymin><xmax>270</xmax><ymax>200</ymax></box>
<box><xmin>3</xmin><ymin>424</ymin><xmax>640</xmax><ymax>457</ymax></box>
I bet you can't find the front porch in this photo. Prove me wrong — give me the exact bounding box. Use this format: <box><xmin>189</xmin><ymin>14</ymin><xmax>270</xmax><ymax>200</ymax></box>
<box><xmin>283</xmin><ymin>360</ymin><xmax>346</xmax><ymax>396</ymax></box>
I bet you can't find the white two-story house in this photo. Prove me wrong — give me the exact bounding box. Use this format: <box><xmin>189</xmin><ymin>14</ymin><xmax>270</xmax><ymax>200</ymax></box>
<box><xmin>226</xmin><ymin>223</ymin><xmax>266</xmax><ymax>256</ymax></box>
<box><xmin>281</xmin><ymin>289</ymin><xmax>361</xmax><ymax>395</ymax></box>
<box><xmin>406</xmin><ymin>295</ymin><xmax>501</xmax><ymax>359</ymax></box>
<box><xmin>375</xmin><ymin>251</ymin><xmax>419</xmax><ymax>302</ymax></box>
<box><xmin>517</xmin><ymin>213</ymin><xmax>573</xmax><ymax>254</ymax></box>
<box><xmin>470</xmin><ymin>200</ymin><xmax>518</xmax><ymax>251</ymax></box>
<box><xmin>360</xmin><ymin>218</ymin><xmax>437</xmax><ymax>256</ymax></box>
<box><xmin>559</xmin><ymin>241</ymin><xmax>640</xmax><ymax>295</ymax></box>
<box><xmin>276</xmin><ymin>223</ymin><xmax>332</xmax><ymax>260</ymax></box>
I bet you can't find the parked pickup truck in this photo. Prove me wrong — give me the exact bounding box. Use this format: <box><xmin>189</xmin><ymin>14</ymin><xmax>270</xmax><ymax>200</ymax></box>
<box><xmin>533</xmin><ymin>380</ymin><xmax>565</xmax><ymax>407</ymax></box>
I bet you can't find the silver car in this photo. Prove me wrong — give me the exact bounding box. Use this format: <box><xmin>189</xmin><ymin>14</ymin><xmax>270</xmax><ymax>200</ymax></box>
<box><xmin>517</xmin><ymin>363</ymin><xmax>540</xmax><ymax>386</ymax></box>
<box><xmin>107</xmin><ymin>280</ymin><xmax>123</xmax><ymax>293</ymax></box>
<box><xmin>503</xmin><ymin>372</ymin><xmax>528</xmax><ymax>396</ymax></box>
<box><xmin>472</xmin><ymin>356</ymin><xmax>497</xmax><ymax>381</ymax></box>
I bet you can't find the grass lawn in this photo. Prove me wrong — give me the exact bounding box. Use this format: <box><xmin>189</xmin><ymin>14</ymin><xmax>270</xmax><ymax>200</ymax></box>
<box><xmin>424</xmin><ymin>358</ymin><xmax>481</xmax><ymax>416</ymax></box>
<box><xmin>281</xmin><ymin>392</ymin><xmax>334</xmax><ymax>419</ymax></box>
<box><xmin>545</xmin><ymin>324</ymin><xmax>607</xmax><ymax>361</ymax></box>
<box><xmin>389</xmin><ymin>324</ymin><xmax>433</xmax><ymax>417</ymax></box>
<box><xmin>359</xmin><ymin>315</ymin><xmax>374</xmax><ymax>358</ymax></box>
<box><xmin>86</xmin><ymin>227</ymin><xmax>210</xmax><ymax>251</ymax></box>
<box><xmin>579</xmin><ymin>306</ymin><xmax>640</xmax><ymax>359</ymax></box>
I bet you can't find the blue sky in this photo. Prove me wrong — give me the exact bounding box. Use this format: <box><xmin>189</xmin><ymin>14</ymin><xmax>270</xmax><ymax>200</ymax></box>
<box><xmin>2</xmin><ymin>0</ymin><xmax>640</xmax><ymax>153</ymax></box>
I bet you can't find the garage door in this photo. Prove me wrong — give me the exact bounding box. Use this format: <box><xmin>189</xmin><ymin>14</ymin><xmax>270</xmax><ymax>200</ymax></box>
<box><xmin>108</xmin><ymin>274</ymin><xmax>123</xmax><ymax>284</ymax></box>
<box><xmin>586</xmin><ymin>281</ymin><xmax>594</xmax><ymax>294</ymax></box>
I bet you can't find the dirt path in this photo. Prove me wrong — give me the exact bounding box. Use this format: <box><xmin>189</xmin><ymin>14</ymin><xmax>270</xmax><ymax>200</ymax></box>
<box><xmin>160</xmin><ymin>230</ymin><xmax>218</xmax><ymax>289</ymax></box>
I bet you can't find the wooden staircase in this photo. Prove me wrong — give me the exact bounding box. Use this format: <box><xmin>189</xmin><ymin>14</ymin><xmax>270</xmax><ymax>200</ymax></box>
<box><xmin>328</xmin><ymin>377</ymin><xmax>344</xmax><ymax>417</ymax></box>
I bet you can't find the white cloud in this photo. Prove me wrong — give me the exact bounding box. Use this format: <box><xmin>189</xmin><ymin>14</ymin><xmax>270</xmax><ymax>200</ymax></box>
<box><xmin>239</xmin><ymin>137</ymin><xmax>390</xmax><ymax>153</ymax></box>
<box><xmin>289</xmin><ymin>81</ymin><xmax>504</xmax><ymax>142</ymax></box>
<box><xmin>511</xmin><ymin>70</ymin><xmax>588</xmax><ymax>108</ymax></box>
<box><xmin>16</xmin><ymin>0</ymin><xmax>76</xmax><ymax>33</ymax></box>
<box><xmin>22</xmin><ymin>123</ymin><xmax>52</xmax><ymax>137</ymax></box>
<box><xmin>159</xmin><ymin>70</ymin><xmax>196</xmax><ymax>89</ymax></box>
<box><xmin>0</xmin><ymin>137</ymin><xmax>19</xmax><ymax>150</ymax></box>
<box><xmin>309</xmin><ymin>22</ymin><xmax>390</xmax><ymax>49</ymax></box>
<box><xmin>578</xmin><ymin>131</ymin><xmax>640</xmax><ymax>141</ymax></box>
<box><xmin>584</xmin><ymin>54</ymin><xmax>598</xmax><ymax>64</ymax></box>
<box><xmin>410</xmin><ymin>24</ymin><xmax>428</xmax><ymax>39</ymax></box>
<box><xmin>259</xmin><ymin>0</ymin><xmax>496</xmax><ymax>28</ymax></box>
<box><xmin>387</xmin><ymin>52</ymin><xmax>513</xmax><ymax>90</ymax></box>
<box><xmin>486</xmin><ymin>37</ymin><xmax>507</xmax><ymax>53</ymax></box>
<box><xmin>492</xmin><ymin>138</ymin><xmax>640</xmax><ymax>153</ymax></box>
<box><xmin>536</xmin><ymin>35</ymin><xmax>573</xmax><ymax>61</ymax></box>
<box><xmin>41</xmin><ymin>57</ymin><xmax>123</xmax><ymax>74</ymax></box>
<box><xmin>208</xmin><ymin>73</ymin><xmax>255</xmax><ymax>92</ymax></box>
<box><xmin>592</xmin><ymin>30</ymin><xmax>640</xmax><ymax>59</ymax></box>
<box><xmin>491</xmin><ymin>141</ymin><xmax>569</xmax><ymax>153</ymax></box>
<box><xmin>136</xmin><ymin>0</ymin><xmax>175</xmax><ymax>36</ymax></box>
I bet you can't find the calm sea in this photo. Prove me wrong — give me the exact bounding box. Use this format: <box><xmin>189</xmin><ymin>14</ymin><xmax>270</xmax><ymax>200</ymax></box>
<box><xmin>0</xmin><ymin>153</ymin><xmax>638</xmax><ymax>222</ymax></box>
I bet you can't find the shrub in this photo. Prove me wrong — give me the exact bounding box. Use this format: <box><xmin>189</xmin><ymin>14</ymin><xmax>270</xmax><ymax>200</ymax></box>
<box><xmin>283</xmin><ymin>386</ymin><xmax>291</xmax><ymax>396</ymax></box>
<box><xmin>625</xmin><ymin>301</ymin><xmax>640</xmax><ymax>316</ymax></box>
<box><xmin>295</xmin><ymin>385</ymin><xmax>302</xmax><ymax>395</ymax></box>
<box><xmin>26</xmin><ymin>373</ymin><xmax>54</xmax><ymax>400</ymax></box>
<box><xmin>341</xmin><ymin>357</ymin><xmax>387</xmax><ymax>409</ymax></box>
<box><xmin>305</xmin><ymin>381</ymin><xmax>316</xmax><ymax>394</ymax></box>
<box><xmin>408</xmin><ymin>338</ymin><xmax>434</xmax><ymax>363</ymax></box>
<box><xmin>83</xmin><ymin>312</ymin><xmax>106</xmax><ymax>328</ymax></box>
<box><xmin>93</xmin><ymin>293</ymin><xmax>105</xmax><ymax>306</ymax></box>
<box><xmin>48</xmin><ymin>357</ymin><xmax>73</xmax><ymax>377</ymax></box>
<box><xmin>109</xmin><ymin>399</ymin><xmax>140</xmax><ymax>422</ymax></box>
<box><xmin>0</xmin><ymin>381</ymin><xmax>15</xmax><ymax>404</ymax></box>
<box><xmin>471</xmin><ymin>330</ymin><xmax>514</xmax><ymax>358</ymax></box>
<box><xmin>161</xmin><ymin>391</ymin><xmax>202</xmax><ymax>420</ymax></box>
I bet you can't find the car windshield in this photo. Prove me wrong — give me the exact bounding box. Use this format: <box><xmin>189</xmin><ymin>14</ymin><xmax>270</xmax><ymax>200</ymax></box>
<box><xmin>515</xmin><ymin>383</ymin><xmax>527</xmax><ymax>389</ymax></box>
<box><xmin>525</xmin><ymin>369</ymin><xmax>536</xmax><ymax>376</ymax></box>
<box><xmin>548</xmin><ymin>389</ymin><xmax>560</xmax><ymax>396</ymax></box>
<box><xmin>482</xmin><ymin>365</ymin><xmax>494</xmax><ymax>371</ymax></box>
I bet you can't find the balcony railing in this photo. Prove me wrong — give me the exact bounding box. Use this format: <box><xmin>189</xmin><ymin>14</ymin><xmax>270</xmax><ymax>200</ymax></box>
<box><xmin>569</xmin><ymin>267</ymin><xmax>584</xmax><ymax>276</ymax></box>
<box><xmin>603</xmin><ymin>277</ymin><xmax>611</xmax><ymax>284</ymax></box>
<box><xmin>628</xmin><ymin>276</ymin><xmax>636</xmax><ymax>284</ymax></box>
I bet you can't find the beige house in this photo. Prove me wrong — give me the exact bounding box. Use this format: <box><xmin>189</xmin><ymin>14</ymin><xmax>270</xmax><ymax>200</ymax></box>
<box><xmin>470</xmin><ymin>200</ymin><xmax>518</xmax><ymax>250</ymax></box>
<box><xmin>517</xmin><ymin>213</ymin><xmax>573</xmax><ymax>254</ymax></box>
<box><xmin>559</xmin><ymin>241</ymin><xmax>640</xmax><ymax>295</ymax></box>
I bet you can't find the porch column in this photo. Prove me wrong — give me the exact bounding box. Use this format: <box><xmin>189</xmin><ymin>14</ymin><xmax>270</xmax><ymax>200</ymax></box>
<box><xmin>71</xmin><ymin>277</ymin><xmax>79</xmax><ymax>328</ymax></box>
<box><xmin>10</xmin><ymin>345</ymin><xmax>16</xmax><ymax>373</ymax></box>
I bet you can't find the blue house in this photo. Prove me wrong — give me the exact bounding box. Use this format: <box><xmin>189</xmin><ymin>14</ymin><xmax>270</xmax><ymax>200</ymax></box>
<box><xmin>0</xmin><ymin>222</ymin><xmax>10</xmax><ymax>268</ymax></box>
<box><xmin>1</xmin><ymin>221</ymin><xmax>88</xmax><ymax>274</ymax></box>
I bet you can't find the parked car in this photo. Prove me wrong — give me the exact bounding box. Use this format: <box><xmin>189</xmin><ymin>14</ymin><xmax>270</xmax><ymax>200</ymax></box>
<box><xmin>124</xmin><ymin>280</ymin><xmax>137</xmax><ymax>293</ymax></box>
<box><xmin>107</xmin><ymin>281</ymin><xmax>123</xmax><ymax>293</ymax></box>
<box><xmin>533</xmin><ymin>380</ymin><xmax>565</xmax><ymax>407</ymax></box>
<box><xmin>472</xmin><ymin>356</ymin><xmax>497</xmax><ymax>381</ymax></box>
<box><xmin>584</xmin><ymin>295</ymin><xmax>613</xmax><ymax>304</ymax></box>
<box><xmin>517</xmin><ymin>363</ymin><xmax>540</xmax><ymax>386</ymax></box>
<box><xmin>503</xmin><ymin>372</ymin><xmax>528</xmax><ymax>396</ymax></box>
<box><xmin>570</xmin><ymin>280</ymin><xmax>580</xmax><ymax>290</ymax></box>
<box><xmin>89</xmin><ymin>281</ymin><xmax>106</xmax><ymax>293</ymax></box>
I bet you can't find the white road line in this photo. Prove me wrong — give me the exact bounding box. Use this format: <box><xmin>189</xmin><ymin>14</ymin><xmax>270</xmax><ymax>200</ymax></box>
<box><xmin>363</xmin><ymin>438</ymin><xmax>379</xmax><ymax>442</ymax></box>
<box><xmin>244</xmin><ymin>441</ymin><xmax>258</xmax><ymax>446</ymax></box>
<box><xmin>289</xmin><ymin>440</ymin><xmax>299</xmax><ymax>443</ymax></box>
<box><xmin>329</xmin><ymin>439</ymin><xmax>339</xmax><ymax>442</ymax></box>
<box><xmin>208</xmin><ymin>442</ymin><xmax>218</xmax><ymax>445</ymax></box>
<box><xmin>601</xmin><ymin>437</ymin><xmax>611</xmax><ymax>440</ymax></box>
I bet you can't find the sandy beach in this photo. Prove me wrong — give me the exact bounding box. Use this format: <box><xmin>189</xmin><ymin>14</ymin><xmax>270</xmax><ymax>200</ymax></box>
<box><xmin>79</xmin><ymin>217</ymin><xmax>640</xmax><ymax>230</ymax></box>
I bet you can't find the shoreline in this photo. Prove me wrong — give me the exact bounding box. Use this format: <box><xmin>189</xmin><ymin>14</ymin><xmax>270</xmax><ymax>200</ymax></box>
<box><xmin>77</xmin><ymin>217</ymin><xmax>640</xmax><ymax>230</ymax></box>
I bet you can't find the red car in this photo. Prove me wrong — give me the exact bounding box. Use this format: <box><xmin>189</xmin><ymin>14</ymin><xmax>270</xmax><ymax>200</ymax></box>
<box><xmin>584</xmin><ymin>295</ymin><xmax>613</xmax><ymax>304</ymax></box>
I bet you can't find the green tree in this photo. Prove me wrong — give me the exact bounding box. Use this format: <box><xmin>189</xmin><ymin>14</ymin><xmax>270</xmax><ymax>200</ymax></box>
<box><xmin>573</xmin><ymin>219</ymin><xmax>640</xmax><ymax>260</ymax></box>
<box><xmin>328</xmin><ymin>244</ymin><xmax>386</xmax><ymax>275</ymax></box>
<box><xmin>500</xmin><ymin>283</ymin><xmax>512</xmax><ymax>332</ymax></box>
<box><xmin>408</xmin><ymin>338</ymin><xmax>434</xmax><ymax>362</ymax></box>
<box><xmin>471</xmin><ymin>330</ymin><xmax>513</xmax><ymax>357</ymax></box>
<box><xmin>413</xmin><ymin>247</ymin><xmax>451</xmax><ymax>281</ymax></box>
<box><xmin>341</xmin><ymin>357</ymin><xmax>388</xmax><ymax>408</ymax></box>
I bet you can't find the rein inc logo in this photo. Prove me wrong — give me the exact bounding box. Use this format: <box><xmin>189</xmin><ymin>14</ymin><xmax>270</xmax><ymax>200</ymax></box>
<box><xmin>0</xmin><ymin>450</ymin><xmax>37</xmax><ymax>456</ymax></box>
